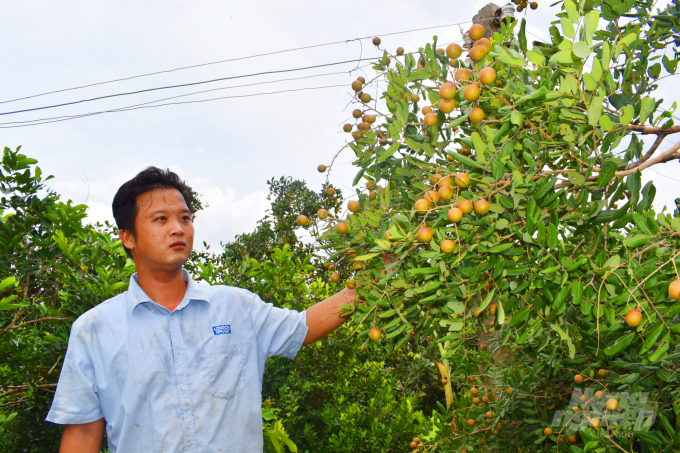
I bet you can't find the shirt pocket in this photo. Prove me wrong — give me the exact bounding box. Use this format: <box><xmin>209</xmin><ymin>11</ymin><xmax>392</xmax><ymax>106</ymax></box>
<box><xmin>206</xmin><ymin>344</ymin><xmax>246</xmax><ymax>400</ymax></box>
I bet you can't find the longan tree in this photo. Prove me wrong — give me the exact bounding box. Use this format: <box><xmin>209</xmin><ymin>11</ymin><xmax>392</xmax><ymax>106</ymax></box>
<box><xmin>315</xmin><ymin>0</ymin><xmax>680</xmax><ymax>451</ymax></box>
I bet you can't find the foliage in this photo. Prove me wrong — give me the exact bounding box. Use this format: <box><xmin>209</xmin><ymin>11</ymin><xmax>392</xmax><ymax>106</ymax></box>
<box><xmin>316</xmin><ymin>0</ymin><xmax>680</xmax><ymax>451</ymax></box>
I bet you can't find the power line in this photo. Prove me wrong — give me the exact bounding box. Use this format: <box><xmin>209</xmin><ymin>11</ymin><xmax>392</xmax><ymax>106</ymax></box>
<box><xmin>0</xmin><ymin>18</ymin><xmax>494</xmax><ymax>106</ymax></box>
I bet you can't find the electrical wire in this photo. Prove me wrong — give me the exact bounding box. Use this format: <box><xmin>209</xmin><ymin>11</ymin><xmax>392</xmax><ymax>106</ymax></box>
<box><xmin>0</xmin><ymin>17</ymin><xmax>496</xmax><ymax>106</ymax></box>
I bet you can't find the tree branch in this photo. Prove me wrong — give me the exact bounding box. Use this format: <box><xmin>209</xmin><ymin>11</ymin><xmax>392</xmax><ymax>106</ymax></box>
<box><xmin>5</xmin><ymin>317</ymin><xmax>69</xmax><ymax>330</ymax></box>
<box><xmin>627</xmin><ymin>125</ymin><xmax>680</xmax><ymax>134</ymax></box>
<box><xmin>0</xmin><ymin>383</ymin><xmax>57</xmax><ymax>399</ymax></box>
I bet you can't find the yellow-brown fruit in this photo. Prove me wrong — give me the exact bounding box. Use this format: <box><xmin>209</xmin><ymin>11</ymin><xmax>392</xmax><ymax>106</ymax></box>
<box><xmin>369</xmin><ymin>327</ymin><xmax>382</xmax><ymax>341</ymax></box>
<box><xmin>296</xmin><ymin>215</ymin><xmax>308</xmax><ymax>226</ymax></box>
<box><xmin>422</xmin><ymin>106</ymin><xmax>433</xmax><ymax>115</ymax></box>
<box><xmin>669</xmin><ymin>279</ymin><xmax>680</xmax><ymax>300</ymax></box>
<box><xmin>424</xmin><ymin>112</ymin><xmax>438</xmax><ymax>127</ymax></box>
<box><xmin>463</xmin><ymin>84</ymin><xmax>481</xmax><ymax>102</ymax></box>
<box><xmin>330</xmin><ymin>272</ymin><xmax>340</xmax><ymax>283</ymax></box>
<box><xmin>323</xmin><ymin>262</ymin><xmax>331</xmax><ymax>269</ymax></box>
<box><xmin>466</xmin><ymin>419</ymin><xmax>475</xmax><ymax>427</ymax></box>
<box><xmin>384</xmin><ymin>230</ymin><xmax>391</xmax><ymax>241</ymax></box>
<box><xmin>482</xmin><ymin>396</ymin><xmax>489</xmax><ymax>403</ymax></box>
<box><xmin>598</xmin><ymin>369</ymin><xmax>608</xmax><ymax>378</ymax></box>
<box><xmin>625</xmin><ymin>309</ymin><xmax>643</xmax><ymax>327</ymax></box>
<box><xmin>455</xmin><ymin>172</ymin><xmax>471</xmax><ymax>188</ymax></box>
<box><xmin>347</xmin><ymin>200</ymin><xmax>360</xmax><ymax>213</ymax></box>
<box><xmin>472</xmin><ymin>397</ymin><xmax>481</xmax><ymax>405</ymax></box>
<box><xmin>359</xmin><ymin>121</ymin><xmax>371</xmax><ymax>131</ymax></box>
<box><xmin>318</xmin><ymin>164</ymin><xmax>327</xmax><ymax>173</ymax></box>
<box><xmin>438</xmin><ymin>185</ymin><xmax>454</xmax><ymax>200</ymax></box>
<box><xmin>446</xmin><ymin>43</ymin><xmax>462</xmax><ymax>59</ymax></box>
<box><xmin>365</xmin><ymin>114</ymin><xmax>377</xmax><ymax>124</ymax></box>
<box><xmin>425</xmin><ymin>190</ymin><xmax>440</xmax><ymax>204</ymax></box>
<box><xmin>409</xmin><ymin>441</ymin><xmax>417</xmax><ymax>449</ymax></box>
<box><xmin>572</xmin><ymin>407</ymin><xmax>581</xmax><ymax>412</ymax></box>
<box><xmin>326</xmin><ymin>187</ymin><xmax>336</xmax><ymax>196</ymax></box>
<box><xmin>479</xmin><ymin>67</ymin><xmax>497</xmax><ymax>85</ymax></box>
<box><xmin>469</xmin><ymin>44</ymin><xmax>487</xmax><ymax>61</ymax></box>
<box><xmin>544</xmin><ymin>428</ymin><xmax>553</xmax><ymax>436</ymax></box>
<box><xmin>352</xmin><ymin>262</ymin><xmax>364</xmax><ymax>271</ymax></box>
<box><xmin>458</xmin><ymin>199</ymin><xmax>474</xmax><ymax>214</ymax></box>
<box><xmin>595</xmin><ymin>390</ymin><xmax>604</xmax><ymax>398</ymax></box>
<box><xmin>589</xmin><ymin>418</ymin><xmax>601</xmax><ymax>429</ymax></box>
<box><xmin>448</xmin><ymin>207</ymin><xmax>463</xmax><ymax>223</ymax></box>
<box><xmin>439</xmin><ymin>82</ymin><xmax>457</xmax><ymax>100</ymax></box>
<box><xmin>574</xmin><ymin>374</ymin><xmax>584</xmax><ymax>384</ymax></box>
<box><xmin>469</xmin><ymin>24</ymin><xmax>485</xmax><ymax>41</ymax></box>
<box><xmin>352</xmin><ymin>130</ymin><xmax>363</xmax><ymax>140</ymax></box>
<box><xmin>317</xmin><ymin>209</ymin><xmax>328</xmax><ymax>219</ymax></box>
<box><xmin>414</xmin><ymin>198</ymin><xmax>431</xmax><ymax>214</ymax></box>
<box><xmin>438</xmin><ymin>176</ymin><xmax>453</xmax><ymax>187</ymax></box>
<box><xmin>346</xmin><ymin>279</ymin><xmax>356</xmax><ymax>289</ymax></box>
<box><xmin>372</xmin><ymin>37</ymin><xmax>381</xmax><ymax>46</ymax></box>
<box><xmin>351</xmin><ymin>80</ymin><xmax>363</xmax><ymax>91</ymax></box>
<box><xmin>396</xmin><ymin>47</ymin><xmax>405</xmax><ymax>56</ymax></box>
<box><xmin>485</xmin><ymin>411</ymin><xmax>494</xmax><ymax>419</ymax></box>
<box><xmin>476</xmin><ymin>37</ymin><xmax>492</xmax><ymax>52</ymax></box>
<box><xmin>470</xmin><ymin>387</ymin><xmax>480</xmax><ymax>396</ymax></box>
<box><xmin>440</xmin><ymin>239</ymin><xmax>455</xmax><ymax>254</ymax></box>
<box><xmin>360</xmin><ymin>93</ymin><xmax>371</xmax><ymax>103</ymax></box>
<box><xmin>408</xmin><ymin>93</ymin><xmax>419</xmax><ymax>103</ymax></box>
<box><xmin>557</xmin><ymin>435</ymin><xmax>566</xmax><ymax>443</ymax></box>
<box><xmin>606</xmin><ymin>399</ymin><xmax>619</xmax><ymax>411</ymax></box>
<box><xmin>343</xmin><ymin>123</ymin><xmax>353</xmax><ymax>132</ymax></box>
<box><xmin>580</xmin><ymin>394</ymin><xmax>587</xmax><ymax>403</ymax></box>
<box><xmin>474</xmin><ymin>199</ymin><xmax>490</xmax><ymax>215</ymax></box>
<box><xmin>469</xmin><ymin>107</ymin><xmax>485</xmax><ymax>123</ymax></box>
<box><xmin>436</xmin><ymin>48</ymin><xmax>445</xmax><ymax>55</ymax></box>
<box><xmin>431</xmin><ymin>173</ymin><xmax>443</xmax><ymax>185</ymax></box>
<box><xmin>489</xmin><ymin>303</ymin><xmax>498</xmax><ymax>315</ymax></box>
<box><xmin>568</xmin><ymin>435</ymin><xmax>578</xmax><ymax>443</ymax></box>
<box><xmin>366</xmin><ymin>180</ymin><xmax>377</xmax><ymax>191</ymax></box>
<box><xmin>455</xmin><ymin>68</ymin><xmax>472</xmax><ymax>82</ymax></box>
<box><xmin>506</xmin><ymin>387</ymin><xmax>513</xmax><ymax>394</ymax></box>
<box><xmin>337</xmin><ymin>222</ymin><xmax>349</xmax><ymax>235</ymax></box>
<box><xmin>473</xmin><ymin>308</ymin><xmax>483</xmax><ymax>318</ymax></box>
<box><xmin>530</xmin><ymin>1</ymin><xmax>538</xmax><ymax>9</ymax></box>
<box><xmin>352</xmin><ymin>108</ymin><xmax>363</xmax><ymax>118</ymax></box>
<box><xmin>417</xmin><ymin>227</ymin><xmax>433</xmax><ymax>243</ymax></box>
<box><xmin>439</xmin><ymin>99</ymin><xmax>455</xmax><ymax>114</ymax></box>
<box><xmin>413</xmin><ymin>437</ymin><xmax>421</xmax><ymax>445</ymax></box>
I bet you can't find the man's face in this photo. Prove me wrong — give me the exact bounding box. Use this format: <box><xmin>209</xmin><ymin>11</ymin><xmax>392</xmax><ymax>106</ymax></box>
<box><xmin>119</xmin><ymin>188</ymin><xmax>194</xmax><ymax>271</ymax></box>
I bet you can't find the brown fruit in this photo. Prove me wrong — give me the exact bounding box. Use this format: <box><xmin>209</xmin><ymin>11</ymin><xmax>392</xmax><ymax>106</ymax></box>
<box><xmin>296</xmin><ymin>215</ymin><xmax>309</xmax><ymax>226</ymax></box>
<box><xmin>425</xmin><ymin>190</ymin><xmax>440</xmax><ymax>204</ymax></box>
<box><xmin>372</xmin><ymin>37</ymin><xmax>381</xmax><ymax>46</ymax></box>
<box><xmin>568</xmin><ymin>435</ymin><xmax>577</xmax><ymax>443</ymax></box>
<box><xmin>506</xmin><ymin>387</ymin><xmax>513</xmax><ymax>394</ymax></box>
<box><xmin>346</xmin><ymin>280</ymin><xmax>356</xmax><ymax>290</ymax></box>
<box><xmin>323</xmin><ymin>262</ymin><xmax>331</xmax><ymax>269</ymax></box>
<box><xmin>469</xmin><ymin>44</ymin><xmax>487</xmax><ymax>61</ymax></box>
<box><xmin>440</xmin><ymin>239</ymin><xmax>455</xmax><ymax>254</ymax></box>
<box><xmin>384</xmin><ymin>230</ymin><xmax>391</xmax><ymax>240</ymax></box>
<box><xmin>446</xmin><ymin>43</ymin><xmax>462</xmax><ymax>59</ymax></box>
<box><xmin>598</xmin><ymin>369</ymin><xmax>608</xmax><ymax>378</ymax></box>
<box><xmin>410</xmin><ymin>93</ymin><xmax>420</xmax><ymax>103</ymax></box>
<box><xmin>352</xmin><ymin>130</ymin><xmax>363</xmax><ymax>140</ymax></box>
<box><xmin>368</xmin><ymin>328</ymin><xmax>382</xmax><ymax>341</ymax></box>
<box><xmin>470</xmin><ymin>387</ymin><xmax>479</xmax><ymax>396</ymax></box>
<box><xmin>368</xmin><ymin>192</ymin><xmax>377</xmax><ymax>201</ymax></box>
<box><xmin>330</xmin><ymin>272</ymin><xmax>340</xmax><ymax>283</ymax></box>
<box><xmin>439</xmin><ymin>99</ymin><xmax>456</xmax><ymax>114</ymax></box>
<box><xmin>414</xmin><ymin>199</ymin><xmax>431</xmax><ymax>214</ymax></box>
<box><xmin>343</xmin><ymin>123</ymin><xmax>352</xmax><ymax>132</ymax></box>
<box><xmin>436</xmin><ymin>48</ymin><xmax>445</xmax><ymax>55</ymax></box>
<box><xmin>317</xmin><ymin>209</ymin><xmax>328</xmax><ymax>219</ymax></box>
<box><xmin>360</xmin><ymin>93</ymin><xmax>371</xmax><ymax>103</ymax></box>
<box><xmin>365</xmin><ymin>115</ymin><xmax>376</xmax><ymax>124</ymax></box>
<box><xmin>352</xmin><ymin>262</ymin><xmax>364</xmax><ymax>271</ymax></box>
<box><xmin>485</xmin><ymin>411</ymin><xmax>494</xmax><ymax>419</ymax></box>
<box><xmin>572</xmin><ymin>407</ymin><xmax>581</xmax><ymax>412</ymax></box>
<box><xmin>463</xmin><ymin>84</ymin><xmax>481</xmax><ymax>102</ymax></box>
<box><xmin>455</xmin><ymin>172</ymin><xmax>471</xmax><ymax>188</ymax></box>
<box><xmin>595</xmin><ymin>390</ymin><xmax>604</xmax><ymax>398</ymax></box>
<box><xmin>460</xmin><ymin>146</ymin><xmax>471</xmax><ymax>156</ymax></box>
<box><xmin>458</xmin><ymin>199</ymin><xmax>474</xmax><ymax>214</ymax></box>
<box><xmin>409</xmin><ymin>441</ymin><xmax>417</xmax><ymax>449</ymax></box>
<box><xmin>417</xmin><ymin>227</ymin><xmax>433</xmax><ymax>243</ymax></box>
<box><xmin>472</xmin><ymin>397</ymin><xmax>481</xmax><ymax>404</ymax></box>
<box><xmin>589</xmin><ymin>418</ymin><xmax>601</xmax><ymax>430</ymax></box>
<box><xmin>359</xmin><ymin>122</ymin><xmax>371</xmax><ymax>131</ymax></box>
<box><xmin>424</xmin><ymin>112</ymin><xmax>438</xmax><ymax>127</ymax></box>
<box><xmin>473</xmin><ymin>308</ymin><xmax>482</xmax><ymax>318</ymax></box>
<box><xmin>474</xmin><ymin>199</ymin><xmax>490</xmax><ymax>215</ymax></box>
<box><xmin>439</xmin><ymin>82</ymin><xmax>457</xmax><ymax>100</ymax></box>
<box><xmin>348</xmin><ymin>200</ymin><xmax>360</xmax><ymax>212</ymax></box>
<box><xmin>574</xmin><ymin>374</ymin><xmax>584</xmax><ymax>384</ymax></box>
<box><xmin>580</xmin><ymin>394</ymin><xmax>587</xmax><ymax>403</ymax></box>
<box><xmin>544</xmin><ymin>427</ymin><xmax>553</xmax><ymax>436</ymax></box>
<box><xmin>438</xmin><ymin>176</ymin><xmax>453</xmax><ymax>187</ymax></box>
<box><xmin>669</xmin><ymin>279</ymin><xmax>680</xmax><ymax>300</ymax></box>
<box><xmin>413</xmin><ymin>437</ymin><xmax>421</xmax><ymax>445</ymax></box>
<box><xmin>430</xmin><ymin>173</ymin><xmax>442</xmax><ymax>185</ymax></box>
<box><xmin>530</xmin><ymin>1</ymin><xmax>538</xmax><ymax>9</ymax></box>
<box><xmin>606</xmin><ymin>398</ymin><xmax>619</xmax><ymax>411</ymax></box>
<box><xmin>337</xmin><ymin>222</ymin><xmax>349</xmax><ymax>234</ymax></box>
<box><xmin>366</xmin><ymin>180</ymin><xmax>377</xmax><ymax>190</ymax></box>
<box><xmin>396</xmin><ymin>47</ymin><xmax>405</xmax><ymax>56</ymax></box>
<box><xmin>625</xmin><ymin>309</ymin><xmax>642</xmax><ymax>327</ymax></box>
<box><xmin>438</xmin><ymin>185</ymin><xmax>454</xmax><ymax>200</ymax></box>
<box><xmin>448</xmin><ymin>207</ymin><xmax>463</xmax><ymax>223</ymax></box>
<box><xmin>479</xmin><ymin>67</ymin><xmax>497</xmax><ymax>85</ymax></box>
<box><xmin>326</xmin><ymin>187</ymin><xmax>336</xmax><ymax>196</ymax></box>
<box><xmin>482</xmin><ymin>396</ymin><xmax>489</xmax><ymax>403</ymax></box>
<box><xmin>469</xmin><ymin>107</ymin><xmax>485</xmax><ymax>123</ymax></box>
<box><xmin>351</xmin><ymin>80</ymin><xmax>363</xmax><ymax>92</ymax></box>
<box><xmin>318</xmin><ymin>164</ymin><xmax>327</xmax><ymax>173</ymax></box>
<box><xmin>476</xmin><ymin>38</ymin><xmax>492</xmax><ymax>52</ymax></box>
<box><xmin>469</xmin><ymin>24</ymin><xmax>485</xmax><ymax>41</ymax></box>
<box><xmin>466</xmin><ymin>419</ymin><xmax>475</xmax><ymax>427</ymax></box>
<box><xmin>455</xmin><ymin>68</ymin><xmax>471</xmax><ymax>82</ymax></box>
<box><xmin>352</xmin><ymin>109</ymin><xmax>363</xmax><ymax>118</ymax></box>
<box><xmin>422</xmin><ymin>106</ymin><xmax>433</xmax><ymax>115</ymax></box>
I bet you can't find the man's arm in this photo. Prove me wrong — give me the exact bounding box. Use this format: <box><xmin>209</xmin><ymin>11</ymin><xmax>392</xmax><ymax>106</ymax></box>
<box><xmin>59</xmin><ymin>419</ymin><xmax>105</xmax><ymax>453</ymax></box>
<box><xmin>303</xmin><ymin>287</ymin><xmax>356</xmax><ymax>345</ymax></box>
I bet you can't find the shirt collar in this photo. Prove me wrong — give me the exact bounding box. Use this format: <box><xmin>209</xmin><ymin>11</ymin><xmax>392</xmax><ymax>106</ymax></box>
<box><xmin>127</xmin><ymin>268</ymin><xmax>211</xmax><ymax>315</ymax></box>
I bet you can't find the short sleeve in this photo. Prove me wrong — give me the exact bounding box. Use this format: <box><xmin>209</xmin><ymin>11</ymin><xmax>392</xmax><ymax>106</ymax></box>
<box><xmin>46</xmin><ymin>317</ymin><xmax>104</xmax><ymax>425</ymax></box>
<box><xmin>247</xmin><ymin>291</ymin><xmax>309</xmax><ymax>359</ymax></box>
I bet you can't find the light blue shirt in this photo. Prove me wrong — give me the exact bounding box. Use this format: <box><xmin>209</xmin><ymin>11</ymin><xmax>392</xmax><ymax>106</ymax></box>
<box><xmin>46</xmin><ymin>270</ymin><xmax>309</xmax><ymax>453</ymax></box>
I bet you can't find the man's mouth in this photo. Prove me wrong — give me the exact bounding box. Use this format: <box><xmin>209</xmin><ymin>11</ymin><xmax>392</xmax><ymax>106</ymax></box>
<box><xmin>169</xmin><ymin>241</ymin><xmax>186</xmax><ymax>250</ymax></box>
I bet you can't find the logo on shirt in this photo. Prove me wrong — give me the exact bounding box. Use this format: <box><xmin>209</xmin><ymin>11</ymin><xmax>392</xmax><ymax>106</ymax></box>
<box><xmin>212</xmin><ymin>325</ymin><xmax>231</xmax><ymax>335</ymax></box>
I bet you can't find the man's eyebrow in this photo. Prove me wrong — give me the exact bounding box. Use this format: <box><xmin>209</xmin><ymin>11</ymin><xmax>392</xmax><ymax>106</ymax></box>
<box><xmin>149</xmin><ymin>209</ymin><xmax>191</xmax><ymax>215</ymax></box>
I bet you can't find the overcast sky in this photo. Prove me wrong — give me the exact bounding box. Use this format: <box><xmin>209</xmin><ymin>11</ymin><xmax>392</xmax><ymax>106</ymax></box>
<box><xmin>1</xmin><ymin>1</ymin><xmax>677</xmax><ymax>249</ymax></box>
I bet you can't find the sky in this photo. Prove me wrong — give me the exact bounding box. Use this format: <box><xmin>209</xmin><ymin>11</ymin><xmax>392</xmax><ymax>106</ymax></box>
<box><xmin>1</xmin><ymin>0</ymin><xmax>677</xmax><ymax>249</ymax></box>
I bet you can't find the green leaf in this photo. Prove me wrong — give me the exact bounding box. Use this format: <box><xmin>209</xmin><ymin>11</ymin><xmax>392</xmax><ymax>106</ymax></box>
<box><xmin>447</xmin><ymin>151</ymin><xmax>484</xmax><ymax>169</ymax></box>
<box><xmin>354</xmin><ymin>252</ymin><xmax>382</xmax><ymax>261</ymax></box>
<box><xmin>639</xmin><ymin>323</ymin><xmax>665</xmax><ymax>355</ymax></box>
<box><xmin>510</xmin><ymin>110</ymin><xmax>524</xmax><ymax>126</ymax></box>
<box><xmin>561</xmin><ymin>17</ymin><xmax>575</xmax><ymax>38</ymax></box>
<box><xmin>444</xmin><ymin>111</ymin><xmax>470</xmax><ymax>130</ymax></box>
<box><xmin>499</xmin><ymin>51</ymin><xmax>526</xmax><ymax>66</ymax></box>
<box><xmin>604</xmin><ymin>332</ymin><xmax>636</xmax><ymax>356</ymax></box>
<box><xmin>597</xmin><ymin>161</ymin><xmax>617</xmax><ymax>188</ymax></box>
<box><xmin>471</xmin><ymin>132</ymin><xmax>487</xmax><ymax>165</ymax></box>
<box><xmin>572</xmin><ymin>41</ymin><xmax>592</xmax><ymax>59</ymax></box>
<box><xmin>526</xmin><ymin>50</ymin><xmax>543</xmax><ymax>66</ymax></box>
<box><xmin>488</xmin><ymin>243</ymin><xmax>512</xmax><ymax>253</ymax></box>
<box><xmin>478</xmin><ymin>289</ymin><xmax>496</xmax><ymax>312</ymax></box>
<box><xmin>378</xmin><ymin>142</ymin><xmax>401</xmax><ymax>162</ymax></box>
<box><xmin>565</xmin><ymin>0</ymin><xmax>579</xmax><ymax>23</ymax></box>
<box><xmin>515</xmin><ymin>86</ymin><xmax>548</xmax><ymax>105</ymax></box>
<box><xmin>588</xmin><ymin>97</ymin><xmax>603</xmax><ymax>126</ymax></box>
<box><xmin>497</xmin><ymin>300</ymin><xmax>505</xmax><ymax>325</ymax></box>
<box><xmin>0</xmin><ymin>276</ymin><xmax>17</xmax><ymax>291</ymax></box>
<box><xmin>619</xmin><ymin>105</ymin><xmax>634</xmax><ymax>125</ymax></box>
<box><xmin>584</xmin><ymin>10</ymin><xmax>600</xmax><ymax>46</ymax></box>
<box><xmin>518</xmin><ymin>18</ymin><xmax>527</xmax><ymax>52</ymax></box>
<box><xmin>639</xmin><ymin>97</ymin><xmax>654</xmax><ymax>125</ymax></box>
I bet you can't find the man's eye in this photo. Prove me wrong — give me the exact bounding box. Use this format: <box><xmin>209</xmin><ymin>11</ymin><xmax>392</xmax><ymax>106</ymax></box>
<box><xmin>156</xmin><ymin>216</ymin><xmax>166</xmax><ymax>221</ymax></box>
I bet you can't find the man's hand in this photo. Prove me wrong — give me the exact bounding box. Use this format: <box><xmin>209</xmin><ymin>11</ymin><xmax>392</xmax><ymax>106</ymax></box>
<box><xmin>60</xmin><ymin>418</ymin><xmax>105</xmax><ymax>453</ymax></box>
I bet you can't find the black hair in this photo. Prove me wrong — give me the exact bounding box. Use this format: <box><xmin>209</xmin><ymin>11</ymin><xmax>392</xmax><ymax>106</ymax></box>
<box><xmin>112</xmin><ymin>167</ymin><xmax>194</xmax><ymax>258</ymax></box>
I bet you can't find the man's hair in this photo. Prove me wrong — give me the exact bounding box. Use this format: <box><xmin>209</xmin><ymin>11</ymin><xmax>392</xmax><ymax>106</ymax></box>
<box><xmin>112</xmin><ymin>167</ymin><xmax>194</xmax><ymax>258</ymax></box>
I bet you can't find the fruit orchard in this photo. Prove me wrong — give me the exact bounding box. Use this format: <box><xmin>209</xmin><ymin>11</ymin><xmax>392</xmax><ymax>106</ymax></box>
<box><xmin>311</xmin><ymin>0</ymin><xmax>680</xmax><ymax>451</ymax></box>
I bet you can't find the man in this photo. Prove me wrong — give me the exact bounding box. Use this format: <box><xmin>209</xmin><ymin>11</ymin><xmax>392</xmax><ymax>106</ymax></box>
<box><xmin>46</xmin><ymin>167</ymin><xmax>356</xmax><ymax>452</ymax></box>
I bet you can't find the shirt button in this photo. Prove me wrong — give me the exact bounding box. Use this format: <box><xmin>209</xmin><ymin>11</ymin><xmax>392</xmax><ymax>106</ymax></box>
<box><xmin>170</xmin><ymin>315</ymin><xmax>174</xmax><ymax>320</ymax></box>
<box><xmin>182</xmin><ymin>386</ymin><xmax>187</xmax><ymax>390</ymax></box>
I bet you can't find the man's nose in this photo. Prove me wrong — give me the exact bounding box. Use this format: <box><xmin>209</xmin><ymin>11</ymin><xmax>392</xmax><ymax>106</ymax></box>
<box><xmin>169</xmin><ymin>218</ymin><xmax>185</xmax><ymax>236</ymax></box>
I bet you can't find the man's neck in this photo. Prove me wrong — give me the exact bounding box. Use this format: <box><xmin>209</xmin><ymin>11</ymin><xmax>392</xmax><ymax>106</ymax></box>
<box><xmin>134</xmin><ymin>266</ymin><xmax>188</xmax><ymax>312</ymax></box>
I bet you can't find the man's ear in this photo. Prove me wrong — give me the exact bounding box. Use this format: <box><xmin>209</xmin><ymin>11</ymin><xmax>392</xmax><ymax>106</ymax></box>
<box><xmin>119</xmin><ymin>229</ymin><xmax>136</xmax><ymax>252</ymax></box>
